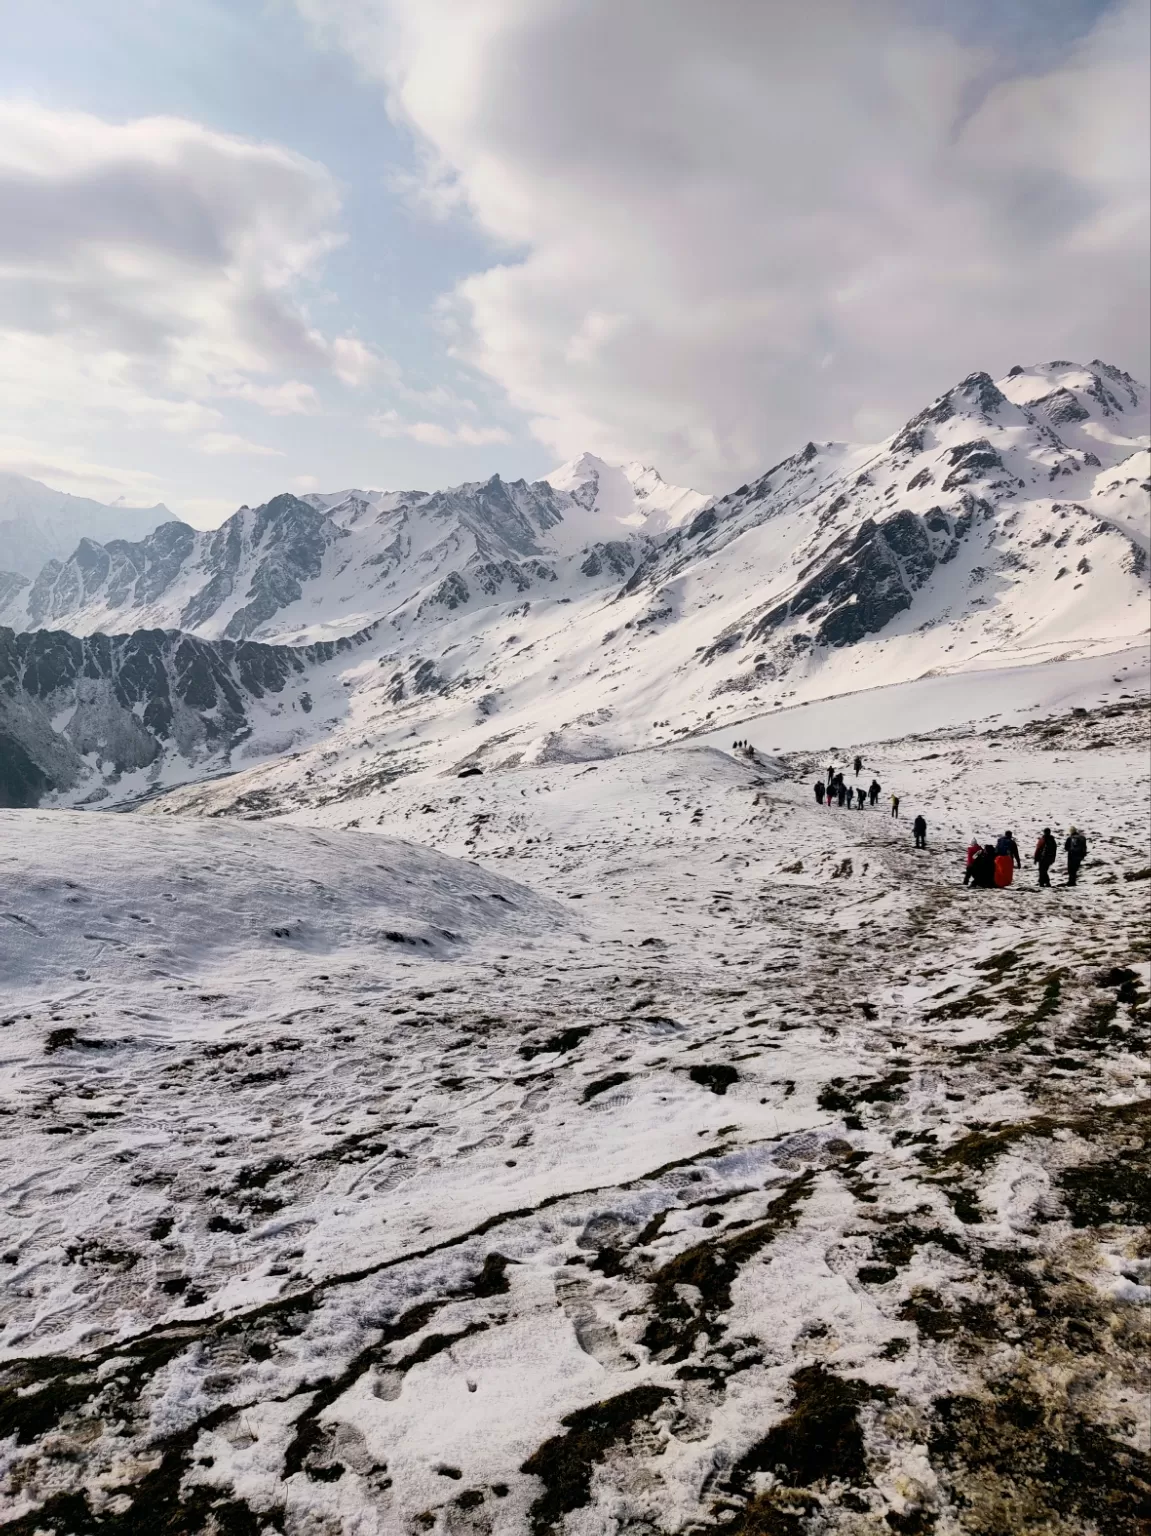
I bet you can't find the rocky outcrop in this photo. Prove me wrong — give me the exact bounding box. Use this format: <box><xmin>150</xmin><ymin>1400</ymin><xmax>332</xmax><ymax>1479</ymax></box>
<box><xmin>0</xmin><ymin>622</ymin><xmax>374</xmax><ymax>807</ymax></box>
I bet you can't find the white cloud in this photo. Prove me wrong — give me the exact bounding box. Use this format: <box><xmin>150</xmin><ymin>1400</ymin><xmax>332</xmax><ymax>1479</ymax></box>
<box><xmin>198</xmin><ymin>432</ymin><xmax>285</xmax><ymax>458</ymax></box>
<box><xmin>371</xmin><ymin>409</ymin><xmax>511</xmax><ymax>446</ymax></box>
<box><xmin>301</xmin><ymin>0</ymin><xmax>1150</xmax><ymax>489</ymax></box>
<box><xmin>0</xmin><ymin>102</ymin><xmax>378</xmax><ymax>440</ymax></box>
<box><xmin>0</xmin><ymin>433</ymin><xmax>168</xmax><ymax>503</ymax></box>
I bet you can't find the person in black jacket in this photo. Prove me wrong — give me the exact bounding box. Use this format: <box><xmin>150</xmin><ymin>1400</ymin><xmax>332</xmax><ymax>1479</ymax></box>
<box><xmin>912</xmin><ymin>814</ymin><xmax>927</xmax><ymax>849</ymax></box>
<box><xmin>838</xmin><ymin>779</ymin><xmax>848</xmax><ymax>807</ymax></box>
<box><xmin>995</xmin><ymin>831</ymin><xmax>1021</xmax><ymax>868</ymax></box>
<box><xmin>853</xmin><ymin>755</ymin><xmax>863</xmax><ymax>776</ymax></box>
<box><xmin>1065</xmin><ymin>827</ymin><xmax>1088</xmax><ymax>886</ymax></box>
<box><xmin>815</xmin><ymin>780</ymin><xmax>825</xmax><ymax>804</ymax></box>
<box><xmin>964</xmin><ymin>844</ymin><xmax>997</xmax><ymax>888</ymax></box>
<box><xmin>868</xmin><ymin>779</ymin><xmax>881</xmax><ymax>807</ymax></box>
<box><xmin>1033</xmin><ymin>827</ymin><xmax>1057</xmax><ymax>887</ymax></box>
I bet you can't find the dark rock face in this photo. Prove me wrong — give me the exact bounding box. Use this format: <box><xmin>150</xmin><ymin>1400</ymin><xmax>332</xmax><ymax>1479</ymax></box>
<box><xmin>752</xmin><ymin>508</ymin><xmax>944</xmax><ymax>650</ymax></box>
<box><xmin>0</xmin><ymin>623</ymin><xmax>372</xmax><ymax>807</ymax></box>
<box><xmin>580</xmin><ymin>541</ymin><xmax>637</xmax><ymax>579</ymax></box>
<box><xmin>181</xmin><ymin>496</ymin><xmax>333</xmax><ymax>638</ymax></box>
<box><xmin>1029</xmin><ymin>388</ymin><xmax>1090</xmax><ymax>427</ymax></box>
<box><xmin>420</xmin><ymin>476</ymin><xmax>567</xmax><ymax>562</ymax></box>
<box><xmin>25</xmin><ymin>523</ymin><xmax>197</xmax><ymax>629</ymax></box>
<box><xmin>940</xmin><ymin>440</ymin><xmax>1005</xmax><ymax>492</ymax></box>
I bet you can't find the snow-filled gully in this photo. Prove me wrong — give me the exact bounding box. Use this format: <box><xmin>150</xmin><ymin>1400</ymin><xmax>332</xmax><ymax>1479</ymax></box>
<box><xmin>0</xmin><ymin>699</ymin><xmax>1148</xmax><ymax>1534</ymax></box>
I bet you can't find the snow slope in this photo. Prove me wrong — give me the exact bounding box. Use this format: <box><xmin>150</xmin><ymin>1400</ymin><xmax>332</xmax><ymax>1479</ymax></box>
<box><xmin>2</xmin><ymin>696</ymin><xmax>1147</xmax><ymax>1533</ymax></box>
<box><xmin>0</xmin><ymin>471</ymin><xmax>171</xmax><ymax>580</ymax></box>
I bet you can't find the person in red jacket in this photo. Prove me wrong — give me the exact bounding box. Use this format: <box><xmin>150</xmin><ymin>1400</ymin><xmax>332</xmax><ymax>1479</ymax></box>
<box><xmin>966</xmin><ymin>837</ymin><xmax>981</xmax><ymax>871</ymax></box>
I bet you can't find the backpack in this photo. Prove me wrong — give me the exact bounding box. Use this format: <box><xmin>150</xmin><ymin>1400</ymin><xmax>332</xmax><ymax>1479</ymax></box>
<box><xmin>1068</xmin><ymin>833</ymin><xmax>1087</xmax><ymax>859</ymax></box>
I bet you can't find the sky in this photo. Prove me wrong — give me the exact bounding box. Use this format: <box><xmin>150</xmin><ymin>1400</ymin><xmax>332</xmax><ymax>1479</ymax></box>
<box><xmin>0</xmin><ymin>0</ymin><xmax>1145</xmax><ymax>527</ymax></box>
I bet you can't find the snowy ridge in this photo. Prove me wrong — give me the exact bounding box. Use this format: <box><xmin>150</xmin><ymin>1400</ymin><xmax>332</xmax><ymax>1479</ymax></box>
<box><xmin>0</xmin><ymin>463</ymin><xmax>705</xmax><ymax>645</ymax></box>
<box><xmin>0</xmin><ymin>360</ymin><xmax>1147</xmax><ymax>810</ymax></box>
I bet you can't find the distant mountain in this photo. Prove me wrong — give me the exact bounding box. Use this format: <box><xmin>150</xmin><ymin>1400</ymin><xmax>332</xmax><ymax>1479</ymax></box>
<box><xmin>544</xmin><ymin>453</ymin><xmax>709</xmax><ymax>531</ymax></box>
<box><xmin>1</xmin><ymin>363</ymin><xmax>1146</xmax><ymax>809</ymax></box>
<box><xmin>0</xmin><ymin>471</ymin><xmax>172</xmax><ymax>580</ymax></box>
<box><xmin>0</xmin><ymin>459</ymin><xmax>707</xmax><ymax>643</ymax></box>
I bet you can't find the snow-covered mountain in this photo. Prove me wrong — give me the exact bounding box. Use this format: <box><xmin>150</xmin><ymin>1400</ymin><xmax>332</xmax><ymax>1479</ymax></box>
<box><xmin>0</xmin><ymin>471</ymin><xmax>171</xmax><ymax>581</ymax></box>
<box><xmin>0</xmin><ymin>463</ymin><xmax>705</xmax><ymax>644</ymax></box>
<box><xmin>545</xmin><ymin>451</ymin><xmax>709</xmax><ymax>531</ymax></box>
<box><xmin>1</xmin><ymin>361</ymin><xmax>1146</xmax><ymax>809</ymax></box>
<box><xmin>0</xmin><ymin>622</ymin><xmax>374</xmax><ymax>809</ymax></box>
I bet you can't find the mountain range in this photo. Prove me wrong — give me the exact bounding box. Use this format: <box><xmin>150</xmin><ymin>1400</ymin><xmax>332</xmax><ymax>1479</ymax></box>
<box><xmin>0</xmin><ymin>359</ymin><xmax>1147</xmax><ymax>808</ymax></box>
<box><xmin>0</xmin><ymin>471</ymin><xmax>170</xmax><ymax>583</ymax></box>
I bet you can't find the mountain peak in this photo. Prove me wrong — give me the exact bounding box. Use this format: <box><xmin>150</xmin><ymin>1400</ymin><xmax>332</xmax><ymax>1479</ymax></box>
<box><xmin>545</xmin><ymin>453</ymin><xmax>708</xmax><ymax>530</ymax></box>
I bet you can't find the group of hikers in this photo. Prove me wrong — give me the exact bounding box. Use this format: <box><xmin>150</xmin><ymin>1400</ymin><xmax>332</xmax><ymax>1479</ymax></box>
<box><xmin>810</xmin><ymin>755</ymin><xmax>1089</xmax><ymax>889</ymax></box>
<box><xmin>963</xmin><ymin>827</ymin><xmax>1089</xmax><ymax>888</ymax></box>
<box><xmin>815</xmin><ymin>756</ymin><xmax>886</xmax><ymax>811</ymax></box>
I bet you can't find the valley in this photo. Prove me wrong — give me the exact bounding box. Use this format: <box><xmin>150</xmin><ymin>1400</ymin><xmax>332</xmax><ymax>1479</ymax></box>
<box><xmin>0</xmin><ymin>357</ymin><xmax>1147</xmax><ymax>1535</ymax></box>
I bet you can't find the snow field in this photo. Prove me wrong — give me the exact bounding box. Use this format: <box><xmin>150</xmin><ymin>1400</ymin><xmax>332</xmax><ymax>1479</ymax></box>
<box><xmin>1</xmin><ymin>694</ymin><xmax>1148</xmax><ymax>1532</ymax></box>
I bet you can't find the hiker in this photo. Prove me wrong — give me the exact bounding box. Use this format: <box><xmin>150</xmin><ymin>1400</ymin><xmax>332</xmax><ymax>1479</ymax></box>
<box><xmin>991</xmin><ymin>831</ymin><xmax>1019</xmax><ymax>889</ymax></box>
<box><xmin>853</xmin><ymin>755</ymin><xmax>863</xmax><ymax>776</ymax></box>
<box><xmin>890</xmin><ymin>793</ymin><xmax>900</xmax><ymax>819</ymax></box>
<box><xmin>856</xmin><ymin>785</ymin><xmax>866</xmax><ymax>809</ymax></box>
<box><xmin>996</xmin><ymin>831</ymin><xmax>1021</xmax><ymax>868</ymax></box>
<box><xmin>1033</xmin><ymin>827</ymin><xmax>1057</xmax><ymax>887</ymax></box>
<box><xmin>964</xmin><ymin>844</ymin><xmax>997</xmax><ymax>888</ymax></box>
<box><xmin>827</xmin><ymin>764</ymin><xmax>835</xmax><ymax>792</ymax></box>
<box><xmin>913</xmin><ymin>814</ymin><xmax>927</xmax><ymax>849</ymax></box>
<box><xmin>868</xmin><ymin>779</ymin><xmax>881</xmax><ymax>807</ymax></box>
<box><xmin>815</xmin><ymin>780</ymin><xmax>825</xmax><ymax>805</ymax></box>
<box><xmin>1065</xmin><ymin>826</ymin><xmax>1088</xmax><ymax>886</ymax></box>
<box><xmin>837</xmin><ymin>779</ymin><xmax>848</xmax><ymax>807</ymax></box>
<box><xmin>966</xmin><ymin>836</ymin><xmax>982</xmax><ymax>872</ymax></box>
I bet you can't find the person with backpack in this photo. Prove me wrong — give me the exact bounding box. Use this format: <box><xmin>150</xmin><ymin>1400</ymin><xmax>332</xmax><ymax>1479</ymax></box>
<box><xmin>890</xmin><ymin>793</ymin><xmax>900</xmax><ymax>818</ymax></box>
<box><xmin>912</xmin><ymin>814</ymin><xmax>927</xmax><ymax>849</ymax></box>
<box><xmin>868</xmin><ymin>779</ymin><xmax>881</xmax><ymax>807</ymax></box>
<box><xmin>1064</xmin><ymin>827</ymin><xmax>1088</xmax><ymax>886</ymax></box>
<box><xmin>853</xmin><ymin>755</ymin><xmax>863</xmax><ymax>777</ymax></box>
<box><xmin>815</xmin><ymin>780</ymin><xmax>825</xmax><ymax>805</ymax></box>
<box><xmin>856</xmin><ymin>785</ymin><xmax>866</xmax><ymax>809</ymax></box>
<box><xmin>1033</xmin><ymin>828</ymin><xmax>1057</xmax><ymax>887</ymax></box>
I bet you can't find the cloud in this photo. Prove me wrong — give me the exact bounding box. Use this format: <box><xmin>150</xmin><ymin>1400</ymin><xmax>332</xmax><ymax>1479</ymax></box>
<box><xmin>198</xmin><ymin>432</ymin><xmax>285</xmax><ymax>458</ymax></box>
<box><xmin>371</xmin><ymin>409</ymin><xmax>511</xmax><ymax>446</ymax></box>
<box><xmin>0</xmin><ymin>102</ymin><xmax>379</xmax><ymax>437</ymax></box>
<box><xmin>0</xmin><ymin>433</ymin><xmax>168</xmax><ymax>502</ymax></box>
<box><xmin>301</xmin><ymin>0</ymin><xmax>1150</xmax><ymax>489</ymax></box>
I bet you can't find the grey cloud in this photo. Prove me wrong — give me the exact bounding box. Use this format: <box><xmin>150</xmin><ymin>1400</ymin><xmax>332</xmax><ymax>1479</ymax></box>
<box><xmin>306</xmin><ymin>0</ymin><xmax>1149</xmax><ymax>487</ymax></box>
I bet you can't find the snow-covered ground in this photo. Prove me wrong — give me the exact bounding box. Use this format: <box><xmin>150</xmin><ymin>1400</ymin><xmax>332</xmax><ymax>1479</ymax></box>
<box><xmin>2</xmin><ymin>684</ymin><xmax>1148</xmax><ymax>1533</ymax></box>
